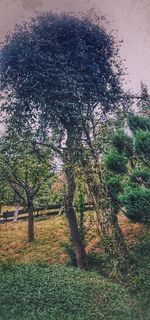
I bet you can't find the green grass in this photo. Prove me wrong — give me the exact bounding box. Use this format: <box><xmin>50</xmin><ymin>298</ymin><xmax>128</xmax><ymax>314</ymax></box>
<box><xmin>0</xmin><ymin>216</ymin><xmax>70</xmax><ymax>264</ymax></box>
<box><xmin>127</xmin><ymin>234</ymin><xmax>150</xmax><ymax>320</ymax></box>
<box><xmin>0</xmin><ymin>263</ymin><xmax>136</xmax><ymax>320</ymax></box>
<box><xmin>0</xmin><ymin>214</ymin><xmax>149</xmax><ymax>319</ymax></box>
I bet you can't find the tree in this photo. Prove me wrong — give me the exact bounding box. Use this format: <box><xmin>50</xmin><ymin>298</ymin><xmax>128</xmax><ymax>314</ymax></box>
<box><xmin>0</xmin><ymin>133</ymin><xmax>54</xmax><ymax>241</ymax></box>
<box><xmin>104</xmin><ymin>113</ymin><xmax>150</xmax><ymax>223</ymax></box>
<box><xmin>0</xmin><ymin>167</ymin><xmax>14</xmax><ymax>214</ymax></box>
<box><xmin>74</xmin><ymin>175</ymin><xmax>86</xmax><ymax>243</ymax></box>
<box><xmin>137</xmin><ymin>82</ymin><xmax>150</xmax><ymax>114</ymax></box>
<box><xmin>1</xmin><ymin>13</ymin><xmax>127</xmax><ymax>263</ymax></box>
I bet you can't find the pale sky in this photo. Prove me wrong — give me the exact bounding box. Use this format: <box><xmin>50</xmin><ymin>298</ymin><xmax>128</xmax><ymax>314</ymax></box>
<box><xmin>0</xmin><ymin>0</ymin><xmax>150</xmax><ymax>92</ymax></box>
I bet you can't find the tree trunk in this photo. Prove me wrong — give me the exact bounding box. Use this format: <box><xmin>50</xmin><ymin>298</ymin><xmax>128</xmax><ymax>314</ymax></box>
<box><xmin>91</xmin><ymin>192</ymin><xmax>127</xmax><ymax>257</ymax></box>
<box><xmin>79</xmin><ymin>152</ymin><xmax>128</xmax><ymax>258</ymax></box>
<box><xmin>64</xmin><ymin>130</ymin><xmax>87</xmax><ymax>269</ymax></box>
<box><xmin>0</xmin><ymin>204</ymin><xmax>2</xmax><ymax>215</ymax></box>
<box><xmin>28</xmin><ymin>202</ymin><xmax>34</xmax><ymax>242</ymax></box>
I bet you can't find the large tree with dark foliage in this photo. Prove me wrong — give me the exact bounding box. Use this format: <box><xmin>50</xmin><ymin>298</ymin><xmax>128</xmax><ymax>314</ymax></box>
<box><xmin>1</xmin><ymin>13</ymin><xmax>127</xmax><ymax>263</ymax></box>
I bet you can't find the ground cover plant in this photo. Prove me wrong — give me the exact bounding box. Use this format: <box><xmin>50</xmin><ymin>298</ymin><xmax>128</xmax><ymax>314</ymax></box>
<box><xmin>0</xmin><ymin>263</ymin><xmax>136</xmax><ymax>320</ymax></box>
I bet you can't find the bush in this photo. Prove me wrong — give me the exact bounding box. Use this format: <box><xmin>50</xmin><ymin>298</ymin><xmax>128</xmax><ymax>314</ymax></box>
<box><xmin>128</xmin><ymin>114</ymin><xmax>150</xmax><ymax>132</ymax></box>
<box><xmin>130</xmin><ymin>168</ymin><xmax>150</xmax><ymax>185</ymax></box>
<box><xmin>105</xmin><ymin>149</ymin><xmax>128</xmax><ymax>174</ymax></box>
<box><xmin>104</xmin><ymin>113</ymin><xmax>150</xmax><ymax>224</ymax></box>
<box><xmin>106</xmin><ymin>175</ymin><xmax>123</xmax><ymax>201</ymax></box>
<box><xmin>135</xmin><ymin>131</ymin><xmax>150</xmax><ymax>160</ymax></box>
<box><xmin>112</xmin><ymin>130</ymin><xmax>133</xmax><ymax>157</ymax></box>
<box><xmin>120</xmin><ymin>187</ymin><xmax>150</xmax><ymax>222</ymax></box>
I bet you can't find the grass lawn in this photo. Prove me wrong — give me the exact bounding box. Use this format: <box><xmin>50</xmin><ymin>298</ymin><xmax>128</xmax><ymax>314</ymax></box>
<box><xmin>0</xmin><ymin>212</ymin><xmax>147</xmax><ymax>264</ymax></box>
<box><xmin>0</xmin><ymin>215</ymin><xmax>70</xmax><ymax>264</ymax></box>
<box><xmin>0</xmin><ymin>213</ymin><xmax>149</xmax><ymax>320</ymax></box>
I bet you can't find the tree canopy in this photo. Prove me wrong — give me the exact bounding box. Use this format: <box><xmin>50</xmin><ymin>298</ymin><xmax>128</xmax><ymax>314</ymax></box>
<box><xmin>0</xmin><ymin>134</ymin><xmax>54</xmax><ymax>208</ymax></box>
<box><xmin>0</xmin><ymin>132</ymin><xmax>54</xmax><ymax>240</ymax></box>
<box><xmin>1</xmin><ymin>13</ymin><xmax>124</xmax><ymax>136</ymax></box>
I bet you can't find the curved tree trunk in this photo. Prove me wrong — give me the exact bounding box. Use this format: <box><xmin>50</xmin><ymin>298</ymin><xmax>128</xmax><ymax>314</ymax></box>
<box><xmin>64</xmin><ymin>130</ymin><xmax>87</xmax><ymax>269</ymax></box>
<box><xmin>65</xmin><ymin>166</ymin><xmax>87</xmax><ymax>268</ymax></box>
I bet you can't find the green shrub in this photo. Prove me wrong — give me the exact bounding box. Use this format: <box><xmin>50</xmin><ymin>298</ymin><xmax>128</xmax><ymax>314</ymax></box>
<box><xmin>105</xmin><ymin>149</ymin><xmax>128</xmax><ymax>174</ymax></box>
<box><xmin>112</xmin><ymin>130</ymin><xmax>133</xmax><ymax>157</ymax></box>
<box><xmin>135</xmin><ymin>131</ymin><xmax>150</xmax><ymax>160</ymax></box>
<box><xmin>104</xmin><ymin>113</ymin><xmax>150</xmax><ymax>224</ymax></box>
<box><xmin>106</xmin><ymin>175</ymin><xmax>123</xmax><ymax>201</ymax></box>
<box><xmin>130</xmin><ymin>168</ymin><xmax>150</xmax><ymax>185</ymax></box>
<box><xmin>120</xmin><ymin>187</ymin><xmax>150</xmax><ymax>222</ymax></box>
<box><xmin>128</xmin><ymin>114</ymin><xmax>150</xmax><ymax>132</ymax></box>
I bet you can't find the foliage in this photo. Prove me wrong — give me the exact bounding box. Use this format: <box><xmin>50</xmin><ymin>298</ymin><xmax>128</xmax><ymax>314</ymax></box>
<box><xmin>0</xmin><ymin>175</ymin><xmax>14</xmax><ymax>208</ymax></box>
<box><xmin>48</xmin><ymin>177</ymin><xmax>66</xmax><ymax>205</ymax></box>
<box><xmin>0</xmin><ymin>133</ymin><xmax>54</xmax><ymax>209</ymax></box>
<box><xmin>0</xmin><ymin>263</ymin><xmax>136</xmax><ymax>320</ymax></box>
<box><xmin>48</xmin><ymin>189</ymin><xmax>64</xmax><ymax>205</ymax></box>
<box><xmin>137</xmin><ymin>82</ymin><xmax>150</xmax><ymax>113</ymax></box>
<box><xmin>74</xmin><ymin>178</ymin><xmax>86</xmax><ymax>242</ymax></box>
<box><xmin>87</xmin><ymin>232</ymin><xmax>150</xmax><ymax>319</ymax></box>
<box><xmin>134</xmin><ymin>130</ymin><xmax>150</xmax><ymax>160</ymax></box>
<box><xmin>106</xmin><ymin>176</ymin><xmax>122</xmax><ymax>199</ymax></box>
<box><xmin>112</xmin><ymin>129</ymin><xmax>133</xmax><ymax>157</ymax></box>
<box><xmin>127</xmin><ymin>233</ymin><xmax>150</xmax><ymax>320</ymax></box>
<box><xmin>119</xmin><ymin>187</ymin><xmax>150</xmax><ymax>222</ymax></box>
<box><xmin>104</xmin><ymin>112</ymin><xmax>150</xmax><ymax>222</ymax></box>
<box><xmin>130</xmin><ymin>168</ymin><xmax>150</xmax><ymax>184</ymax></box>
<box><xmin>34</xmin><ymin>179</ymin><xmax>60</xmax><ymax>207</ymax></box>
<box><xmin>105</xmin><ymin>148</ymin><xmax>128</xmax><ymax>174</ymax></box>
<box><xmin>1</xmin><ymin>13</ymin><xmax>124</xmax><ymax>136</ymax></box>
<box><xmin>128</xmin><ymin>114</ymin><xmax>150</xmax><ymax>132</ymax></box>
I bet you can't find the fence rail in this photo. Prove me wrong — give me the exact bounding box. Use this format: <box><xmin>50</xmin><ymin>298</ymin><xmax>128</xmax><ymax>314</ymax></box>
<box><xmin>0</xmin><ymin>203</ymin><xmax>93</xmax><ymax>222</ymax></box>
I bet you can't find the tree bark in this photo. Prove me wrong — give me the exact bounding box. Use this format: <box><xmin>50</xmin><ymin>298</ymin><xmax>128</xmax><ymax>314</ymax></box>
<box><xmin>79</xmin><ymin>150</ymin><xmax>128</xmax><ymax>258</ymax></box>
<box><xmin>0</xmin><ymin>204</ymin><xmax>2</xmax><ymax>215</ymax></box>
<box><xmin>64</xmin><ymin>130</ymin><xmax>87</xmax><ymax>269</ymax></box>
<box><xmin>28</xmin><ymin>201</ymin><xmax>34</xmax><ymax>242</ymax></box>
<box><xmin>91</xmin><ymin>190</ymin><xmax>127</xmax><ymax>257</ymax></box>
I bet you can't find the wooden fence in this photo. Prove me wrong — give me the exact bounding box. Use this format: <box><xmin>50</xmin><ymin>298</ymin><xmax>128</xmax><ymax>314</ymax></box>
<box><xmin>0</xmin><ymin>203</ymin><xmax>93</xmax><ymax>222</ymax></box>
